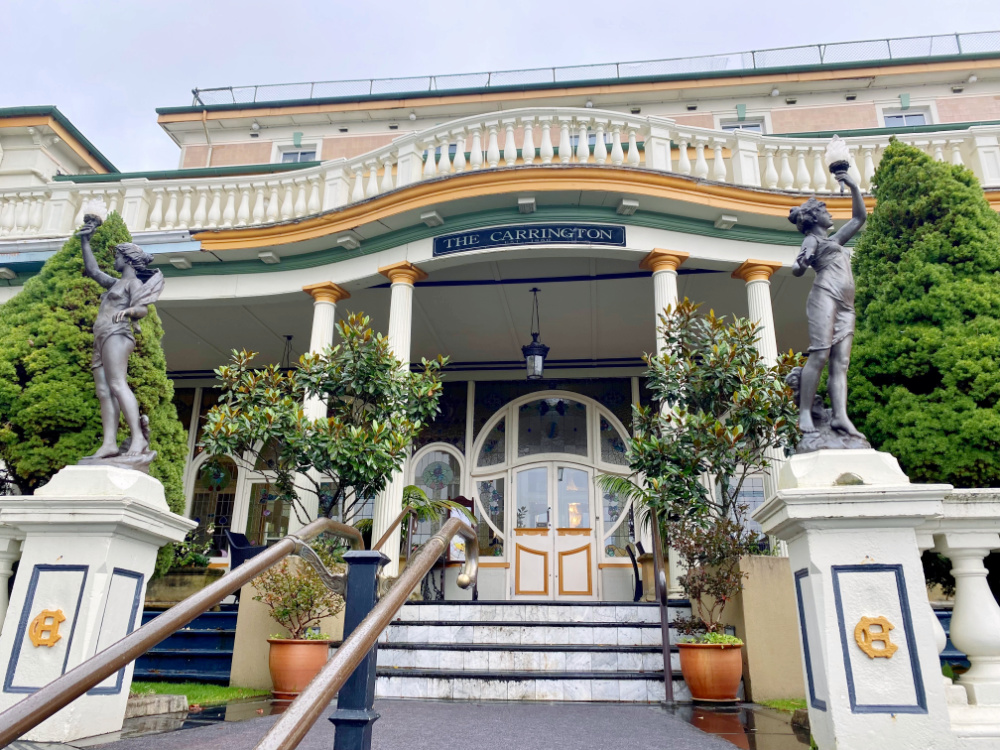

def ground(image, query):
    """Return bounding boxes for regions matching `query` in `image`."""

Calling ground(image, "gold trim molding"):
[731,258,783,283]
[302,281,350,304]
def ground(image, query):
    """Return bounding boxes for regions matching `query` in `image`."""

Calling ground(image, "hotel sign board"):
[432,223,626,257]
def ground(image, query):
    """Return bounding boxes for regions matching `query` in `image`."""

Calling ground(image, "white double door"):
[511,462,598,600]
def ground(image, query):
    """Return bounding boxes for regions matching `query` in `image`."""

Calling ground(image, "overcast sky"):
[3,0,999,172]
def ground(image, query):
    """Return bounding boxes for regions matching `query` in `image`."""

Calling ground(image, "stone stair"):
[375,601,690,703]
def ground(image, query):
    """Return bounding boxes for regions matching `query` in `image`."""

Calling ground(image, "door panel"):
[557,543,594,596]
[552,465,597,600]
[514,543,549,596]
[513,466,552,599]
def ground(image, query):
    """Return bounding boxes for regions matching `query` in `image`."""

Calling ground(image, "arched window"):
[408,445,464,554]
[189,456,238,556]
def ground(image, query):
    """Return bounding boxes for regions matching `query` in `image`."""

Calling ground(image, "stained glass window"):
[245,483,291,546]
[720,475,767,535]
[600,416,629,466]
[409,450,462,554]
[602,485,635,558]
[476,477,505,557]
[477,417,506,467]
[189,457,237,556]
[517,398,587,458]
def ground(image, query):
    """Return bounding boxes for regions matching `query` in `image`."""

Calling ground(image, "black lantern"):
[521,288,549,380]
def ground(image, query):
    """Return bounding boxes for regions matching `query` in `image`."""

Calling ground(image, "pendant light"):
[521,288,550,380]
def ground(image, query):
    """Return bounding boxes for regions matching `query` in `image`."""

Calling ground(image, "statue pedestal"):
[0,466,194,743]
[754,450,954,750]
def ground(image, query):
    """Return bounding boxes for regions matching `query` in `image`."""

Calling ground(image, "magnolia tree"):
[201,313,447,525]
[601,300,801,635]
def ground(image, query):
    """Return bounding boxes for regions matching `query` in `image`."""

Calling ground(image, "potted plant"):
[253,539,345,699]
[604,300,801,702]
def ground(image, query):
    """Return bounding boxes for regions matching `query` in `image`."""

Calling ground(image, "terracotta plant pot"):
[267,638,332,699]
[678,642,743,702]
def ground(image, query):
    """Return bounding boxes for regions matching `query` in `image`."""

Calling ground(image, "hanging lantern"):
[521,287,550,380]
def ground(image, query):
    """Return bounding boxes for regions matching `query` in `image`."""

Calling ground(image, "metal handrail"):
[371,505,416,552]
[650,510,675,705]
[0,518,363,747]
[255,517,479,750]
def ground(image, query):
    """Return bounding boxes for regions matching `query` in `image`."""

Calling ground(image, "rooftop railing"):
[189,31,1000,106]
[1,108,999,248]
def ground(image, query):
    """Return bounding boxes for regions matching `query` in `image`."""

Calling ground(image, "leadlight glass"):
[600,416,629,466]
[602,485,635,558]
[556,467,590,529]
[189,457,237,556]
[517,398,587,458]
[409,450,461,551]
[720,475,767,535]
[477,417,506,467]
[245,483,291,546]
[476,477,505,556]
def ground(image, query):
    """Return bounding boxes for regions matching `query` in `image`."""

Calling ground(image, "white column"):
[0,529,22,631]
[639,249,690,595]
[372,261,426,577]
[301,282,351,420]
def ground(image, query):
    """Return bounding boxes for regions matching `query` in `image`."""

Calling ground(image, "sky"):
[2,0,999,172]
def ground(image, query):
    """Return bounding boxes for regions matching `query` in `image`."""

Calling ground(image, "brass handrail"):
[650,510,675,705]
[371,505,415,551]
[255,517,479,750]
[0,518,363,747]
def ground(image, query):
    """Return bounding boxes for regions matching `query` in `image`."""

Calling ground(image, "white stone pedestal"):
[0,466,194,742]
[754,450,954,750]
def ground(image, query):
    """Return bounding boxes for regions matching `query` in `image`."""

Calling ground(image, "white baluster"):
[11,195,27,235]
[221,187,237,227]
[811,147,828,193]
[207,186,223,228]
[294,177,309,215]
[627,127,641,167]
[520,118,535,165]
[452,129,467,172]
[178,187,193,228]
[847,146,862,185]
[251,183,266,224]
[794,147,811,191]
[503,120,517,166]
[576,119,590,163]
[265,183,280,222]
[0,196,14,236]
[423,142,437,178]
[106,190,121,215]
[163,187,180,229]
[676,136,692,176]
[148,188,165,230]
[693,138,709,179]
[593,121,608,164]
[365,162,379,198]
[539,117,554,164]
[73,190,91,227]
[234,185,251,227]
[351,167,365,202]
[28,193,44,234]
[379,157,394,193]
[949,140,965,166]
[193,186,209,228]
[862,146,877,191]
[778,147,795,190]
[931,140,946,162]
[438,135,452,174]
[469,127,484,170]
[279,181,294,220]
[610,123,624,166]
[486,123,501,168]
[712,138,728,181]
[558,118,572,164]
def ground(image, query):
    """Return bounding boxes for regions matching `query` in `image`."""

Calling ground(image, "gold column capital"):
[639,248,690,274]
[379,260,428,285]
[302,281,350,304]
[731,259,783,283]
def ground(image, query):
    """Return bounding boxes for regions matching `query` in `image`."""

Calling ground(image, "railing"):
[0,517,364,746]
[2,107,999,244]
[649,510,675,706]
[190,31,1000,106]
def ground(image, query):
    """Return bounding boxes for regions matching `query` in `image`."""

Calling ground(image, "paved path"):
[91,700,738,750]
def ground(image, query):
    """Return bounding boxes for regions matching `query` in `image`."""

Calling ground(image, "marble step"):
[375,669,690,703]
[393,601,689,624]
[378,643,681,672]
[380,620,671,646]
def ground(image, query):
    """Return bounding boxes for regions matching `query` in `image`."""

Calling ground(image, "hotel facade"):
[2,32,1000,602]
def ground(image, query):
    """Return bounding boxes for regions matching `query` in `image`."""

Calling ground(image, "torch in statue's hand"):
[75,198,108,240]
[824,135,852,194]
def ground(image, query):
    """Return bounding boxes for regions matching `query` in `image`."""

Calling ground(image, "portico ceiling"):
[159,253,810,384]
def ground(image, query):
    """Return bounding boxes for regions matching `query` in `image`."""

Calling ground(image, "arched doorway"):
[470,391,633,600]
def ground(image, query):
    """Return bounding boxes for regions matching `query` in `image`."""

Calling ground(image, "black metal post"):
[329,550,388,750]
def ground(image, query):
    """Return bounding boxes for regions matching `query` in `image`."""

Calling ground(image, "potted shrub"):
[253,540,345,699]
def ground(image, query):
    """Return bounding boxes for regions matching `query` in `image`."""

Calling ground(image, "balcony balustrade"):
[2,107,999,242]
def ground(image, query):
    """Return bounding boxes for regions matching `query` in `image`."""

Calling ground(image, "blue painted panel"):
[87,568,144,696]
[794,568,827,712]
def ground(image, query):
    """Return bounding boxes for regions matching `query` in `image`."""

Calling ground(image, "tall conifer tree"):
[849,140,1000,486]
[0,213,188,522]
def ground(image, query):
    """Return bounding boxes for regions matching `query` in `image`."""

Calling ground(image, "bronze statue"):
[789,169,870,453]
[76,212,164,470]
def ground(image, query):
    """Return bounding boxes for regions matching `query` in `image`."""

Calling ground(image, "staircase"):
[133,606,237,684]
[375,601,690,702]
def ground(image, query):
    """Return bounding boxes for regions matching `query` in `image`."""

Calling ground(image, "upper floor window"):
[884,112,927,127]
[721,120,764,134]
[280,149,317,163]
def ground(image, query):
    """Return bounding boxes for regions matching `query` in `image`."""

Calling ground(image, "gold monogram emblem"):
[28,609,66,648]
[854,615,898,659]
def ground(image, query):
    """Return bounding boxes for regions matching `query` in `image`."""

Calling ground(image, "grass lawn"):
[130,681,270,706]
[758,698,807,713]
